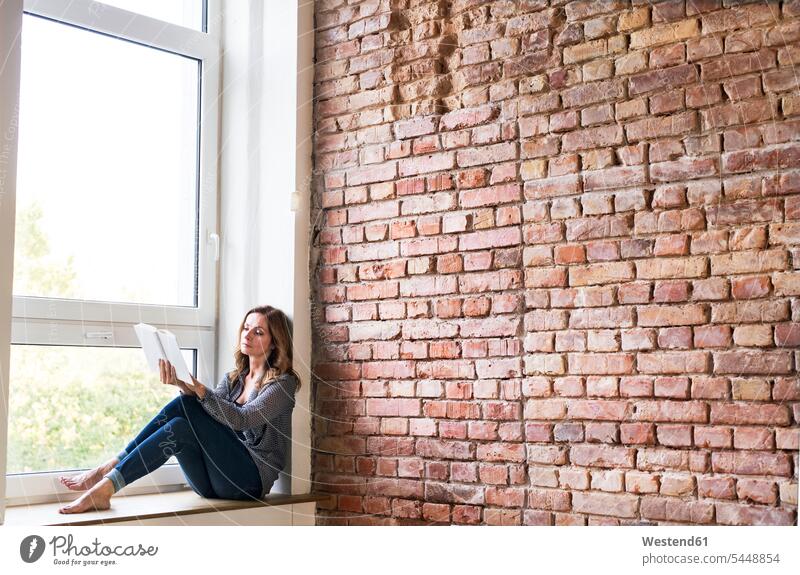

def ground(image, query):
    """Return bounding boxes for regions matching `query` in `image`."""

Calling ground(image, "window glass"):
[14,14,200,307]
[7,344,194,474]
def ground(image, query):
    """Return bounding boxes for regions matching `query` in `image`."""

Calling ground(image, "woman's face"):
[240,312,273,360]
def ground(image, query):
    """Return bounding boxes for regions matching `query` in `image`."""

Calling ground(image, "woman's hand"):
[159,359,207,399]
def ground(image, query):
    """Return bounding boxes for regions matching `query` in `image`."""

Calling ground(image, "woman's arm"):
[162,359,225,399]
[198,374,229,399]
[198,373,297,430]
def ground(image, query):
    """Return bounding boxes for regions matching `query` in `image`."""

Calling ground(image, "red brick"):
[656,424,693,447]
[582,166,646,191]
[733,427,774,450]
[729,227,766,251]
[460,227,521,251]
[638,398,703,424]
[715,503,794,526]
[651,157,718,182]
[525,268,568,288]
[737,479,778,505]
[639,304,706,326]
[561,79,625,108]
[568,353,635,375]
[572,492,638,518]
[700,49,777,82]
[657,327,693,350]
[554,244,586,265]
[570,444,636,468]
[711,403,790,426]
[711,451,792,477]
[618,282,652,304]
[694,325,732,348]
[713,350,793,375]
[691,377,730,399]
[654,377,690,399]
[629,64,698,96]
[636,256,707,279]
[654,234,690,256]
[694,425,733,449]
[620,423,656,445]
[707,199,782,227]
[569,262,635,286]
[619,378,654,401]
[652,186,685,210]
[775,323,800,347]
[394,117,437,140]
[722,144,800,174]
[566,214,632,242]
[562,125,624,152]
[441,105,497,131]
[773,272,800,296]
[459,183,520,208]
[711,300,790,325]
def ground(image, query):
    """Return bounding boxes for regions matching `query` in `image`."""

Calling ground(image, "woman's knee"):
[161,394,200,420]
[176,393,206,417]
[159,394,188,419]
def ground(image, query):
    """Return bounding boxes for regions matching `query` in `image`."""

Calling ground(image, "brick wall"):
[309,0,799,525]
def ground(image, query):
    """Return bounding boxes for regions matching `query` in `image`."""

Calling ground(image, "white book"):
[133,323,198,388]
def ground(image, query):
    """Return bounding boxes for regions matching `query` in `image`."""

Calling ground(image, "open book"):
[134,323,202,389]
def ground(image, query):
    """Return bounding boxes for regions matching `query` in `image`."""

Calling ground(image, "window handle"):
[208,232,220,262]
[85,331,113,340]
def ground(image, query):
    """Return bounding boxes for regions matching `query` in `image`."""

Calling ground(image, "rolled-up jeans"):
[104,394,262,500]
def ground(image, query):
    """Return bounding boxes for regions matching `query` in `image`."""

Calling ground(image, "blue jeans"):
[104,394,262,500]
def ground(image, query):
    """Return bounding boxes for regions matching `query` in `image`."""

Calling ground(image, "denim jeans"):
[104,394,262,500]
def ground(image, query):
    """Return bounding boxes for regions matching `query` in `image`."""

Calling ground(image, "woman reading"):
[57,305,300,514]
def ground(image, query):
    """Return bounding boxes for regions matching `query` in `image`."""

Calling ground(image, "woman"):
[57,305,300,514]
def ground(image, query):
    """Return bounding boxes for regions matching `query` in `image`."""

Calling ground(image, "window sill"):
[3,489,331,526]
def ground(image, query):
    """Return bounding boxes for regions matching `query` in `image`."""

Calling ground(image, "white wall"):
[217,0,314,500]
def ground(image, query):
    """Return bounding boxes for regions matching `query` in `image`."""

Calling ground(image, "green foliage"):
[7,346,176,473]
[13,200,79,298]
[9,200,176,473]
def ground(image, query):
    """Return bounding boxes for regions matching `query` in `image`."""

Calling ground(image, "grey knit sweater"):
[198,367,298,498]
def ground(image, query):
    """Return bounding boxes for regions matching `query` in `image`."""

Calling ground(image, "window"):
[5,0,220,504]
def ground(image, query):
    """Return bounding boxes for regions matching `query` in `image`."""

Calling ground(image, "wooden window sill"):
[4,490,331,526]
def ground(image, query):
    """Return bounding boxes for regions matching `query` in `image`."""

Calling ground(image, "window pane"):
[7,345,195,474]
[14,15,199,307]
[94,0,205,31]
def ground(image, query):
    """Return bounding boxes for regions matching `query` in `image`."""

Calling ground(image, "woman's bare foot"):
[58,457,119,491]
[58,478,115,514]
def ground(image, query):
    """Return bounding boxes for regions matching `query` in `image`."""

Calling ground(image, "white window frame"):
[3,0,222,506]
[4,323,214,506]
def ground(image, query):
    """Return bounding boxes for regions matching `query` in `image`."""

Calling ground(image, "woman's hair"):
[228,305,301,393]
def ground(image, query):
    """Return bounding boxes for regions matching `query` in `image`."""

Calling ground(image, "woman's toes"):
[60,477,80,490]
[59,497,87,514]
[58,482,113,514]
[58,501,75,513]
